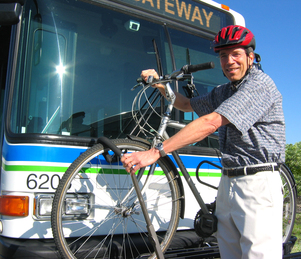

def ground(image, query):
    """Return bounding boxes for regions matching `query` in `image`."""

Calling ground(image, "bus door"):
[0,25,11,159]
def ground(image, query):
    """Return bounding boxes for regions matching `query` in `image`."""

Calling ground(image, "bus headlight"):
[34,194,91,220]
[65,197,89,215]
[38,197,53,216]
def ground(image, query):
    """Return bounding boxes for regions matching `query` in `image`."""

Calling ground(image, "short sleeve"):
[190,84,229,117]
[215,77,272,135]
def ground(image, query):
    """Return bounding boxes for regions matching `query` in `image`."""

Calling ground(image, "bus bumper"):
[0,230,203,258]
[0,236,59,259]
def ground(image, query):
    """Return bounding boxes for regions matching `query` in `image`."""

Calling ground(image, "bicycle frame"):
[146,78,210,214]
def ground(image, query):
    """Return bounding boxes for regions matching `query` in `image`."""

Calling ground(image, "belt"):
[223,164,280,177]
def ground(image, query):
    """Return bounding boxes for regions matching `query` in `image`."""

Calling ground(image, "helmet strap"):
[231,68,250,91]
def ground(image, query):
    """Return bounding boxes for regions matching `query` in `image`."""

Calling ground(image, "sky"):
[219,0,301,145]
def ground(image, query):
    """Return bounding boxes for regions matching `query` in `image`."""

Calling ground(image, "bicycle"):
[51,63,297,259]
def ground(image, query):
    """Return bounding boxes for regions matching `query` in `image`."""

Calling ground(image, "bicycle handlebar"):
[132,61,215,90]
[181,62,215,74]
[169,62,215,80]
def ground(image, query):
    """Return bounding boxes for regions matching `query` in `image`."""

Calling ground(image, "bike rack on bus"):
[195,160,222,190]
[97,136,164,259]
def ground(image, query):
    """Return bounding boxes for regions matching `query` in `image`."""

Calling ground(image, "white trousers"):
[215,169,283,259]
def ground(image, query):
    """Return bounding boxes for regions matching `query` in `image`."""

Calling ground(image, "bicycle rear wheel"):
[280,164,297,243]
[51,138,181,259]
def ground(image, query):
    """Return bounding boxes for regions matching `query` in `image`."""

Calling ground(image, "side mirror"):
[0,1,25,25]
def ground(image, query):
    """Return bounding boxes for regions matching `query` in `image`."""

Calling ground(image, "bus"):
[0,0,246,257]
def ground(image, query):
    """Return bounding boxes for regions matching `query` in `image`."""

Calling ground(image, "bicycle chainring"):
[194,202,217,238]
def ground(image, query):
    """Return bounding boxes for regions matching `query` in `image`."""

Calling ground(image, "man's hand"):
[121,148,161,175]
[141,69,159,83]
[141,69,166,97]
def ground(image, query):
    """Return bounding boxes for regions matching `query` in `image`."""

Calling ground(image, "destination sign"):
[119,0,233,33]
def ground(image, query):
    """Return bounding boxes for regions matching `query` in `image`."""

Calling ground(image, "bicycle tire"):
[280,164,297,243]
[51,138,181,259]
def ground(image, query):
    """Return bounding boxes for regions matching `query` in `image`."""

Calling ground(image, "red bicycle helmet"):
[213,25,255,53]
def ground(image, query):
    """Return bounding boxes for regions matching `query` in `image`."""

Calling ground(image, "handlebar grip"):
[182,62,215,73]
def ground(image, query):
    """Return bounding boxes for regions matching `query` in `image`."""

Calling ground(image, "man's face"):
[219,47,254,82]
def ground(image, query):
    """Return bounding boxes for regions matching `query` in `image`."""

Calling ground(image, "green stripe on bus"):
[3,164,221,177]
[179,171,222,177]
[3,164,68,172]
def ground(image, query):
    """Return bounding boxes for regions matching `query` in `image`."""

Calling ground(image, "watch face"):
[156,142,166,157]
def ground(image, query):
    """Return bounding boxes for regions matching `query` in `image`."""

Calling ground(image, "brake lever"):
[131,77,145,91]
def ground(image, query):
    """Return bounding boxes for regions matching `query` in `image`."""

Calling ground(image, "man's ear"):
[248,51,255,66]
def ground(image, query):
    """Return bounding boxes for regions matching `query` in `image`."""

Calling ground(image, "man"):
[121,25,285,258]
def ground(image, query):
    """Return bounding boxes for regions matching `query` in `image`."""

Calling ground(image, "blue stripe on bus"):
[170,155,222,170]
[2,139,222,169]
[2,139,86,163]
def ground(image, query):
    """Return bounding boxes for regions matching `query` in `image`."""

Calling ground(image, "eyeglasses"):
[219,51,246,61]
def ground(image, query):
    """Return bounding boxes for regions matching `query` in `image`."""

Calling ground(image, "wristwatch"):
[155,142,167,157]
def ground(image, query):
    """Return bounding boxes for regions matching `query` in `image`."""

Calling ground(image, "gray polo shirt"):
[190,65,285,168]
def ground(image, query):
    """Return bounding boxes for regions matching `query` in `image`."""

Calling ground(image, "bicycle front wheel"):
[281,164,297,243]
[51,138,181,259]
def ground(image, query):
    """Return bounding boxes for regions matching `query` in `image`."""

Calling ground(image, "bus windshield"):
[9,0,229,139]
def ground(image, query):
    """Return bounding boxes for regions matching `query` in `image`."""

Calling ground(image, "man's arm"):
[161,112,229,153]
[121,112,229,174]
